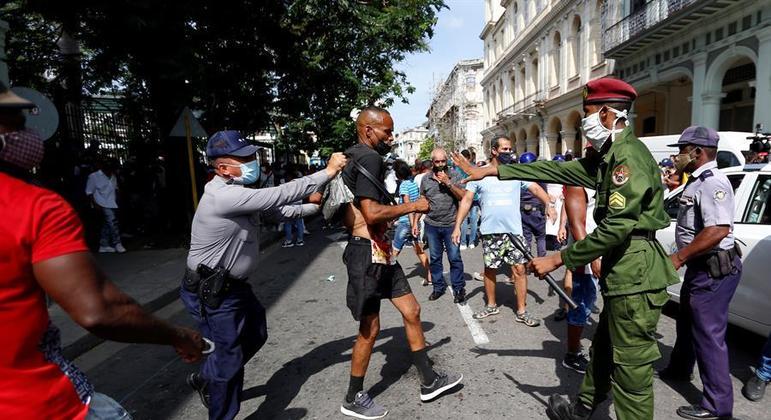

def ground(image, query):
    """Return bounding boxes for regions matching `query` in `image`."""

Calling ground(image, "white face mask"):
[581,107,629,150]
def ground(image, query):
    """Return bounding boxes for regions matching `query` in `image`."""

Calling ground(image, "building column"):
[526,137,538,153]
[755,27,771,128]
[561,130,578,154]
[701,91,726,130]
[0,19,8,85]
[545,133,559,159]
[690,52,707,126]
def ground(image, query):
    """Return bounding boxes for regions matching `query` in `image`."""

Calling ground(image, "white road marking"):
[457,301,490,345]
[446,273,490,345]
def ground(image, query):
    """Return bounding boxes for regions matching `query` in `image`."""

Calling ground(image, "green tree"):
[7,0,446,154]
[418,136,435,160]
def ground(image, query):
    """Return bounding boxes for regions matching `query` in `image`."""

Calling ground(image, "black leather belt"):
[521,204,544,212]
[689,246,739,267]
[630,229,655,241]
[184,267,245,284]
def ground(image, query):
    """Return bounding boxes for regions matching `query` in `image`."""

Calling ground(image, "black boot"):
[546,394,591,420]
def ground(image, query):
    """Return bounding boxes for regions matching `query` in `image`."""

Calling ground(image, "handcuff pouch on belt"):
[184,264,232,309]
[697,243,741,279]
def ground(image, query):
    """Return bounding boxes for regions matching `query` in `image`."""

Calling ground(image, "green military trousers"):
[578,288,670,420]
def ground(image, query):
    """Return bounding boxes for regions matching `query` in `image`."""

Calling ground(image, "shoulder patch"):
[713,189,727,202]
[609,191,626,209]
[611,165,630,186]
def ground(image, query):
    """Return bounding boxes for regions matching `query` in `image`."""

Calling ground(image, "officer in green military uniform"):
[453,77,679,420]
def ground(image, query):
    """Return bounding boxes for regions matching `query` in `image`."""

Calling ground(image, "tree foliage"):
[4,0,446,152]
[418,136,435,160]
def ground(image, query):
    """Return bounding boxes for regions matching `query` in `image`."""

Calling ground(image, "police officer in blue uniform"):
[180,130,347,419]
[658,126,742,420]
[519,152,553,258]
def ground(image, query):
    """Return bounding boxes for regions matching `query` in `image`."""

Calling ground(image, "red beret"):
[583,77,637,104]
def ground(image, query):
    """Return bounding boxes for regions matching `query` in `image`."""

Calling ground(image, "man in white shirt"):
[86,159,125,253]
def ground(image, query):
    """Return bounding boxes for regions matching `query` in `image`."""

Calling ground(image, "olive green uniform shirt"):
[498,127,678,296]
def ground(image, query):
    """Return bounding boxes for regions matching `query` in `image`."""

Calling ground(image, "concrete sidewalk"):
[52,229,283,360]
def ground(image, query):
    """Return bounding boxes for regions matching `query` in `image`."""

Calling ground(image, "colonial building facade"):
[426,59,485,158]
[393,124,429,164]
[480,0,611,159]
[603,0,770,135]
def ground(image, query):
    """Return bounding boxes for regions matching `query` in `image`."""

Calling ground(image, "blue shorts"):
[392,222,416,251]
[566,273,598,327]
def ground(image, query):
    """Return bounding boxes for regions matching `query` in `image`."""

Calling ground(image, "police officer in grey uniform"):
[659,126,742,420]
[180,130,347,419]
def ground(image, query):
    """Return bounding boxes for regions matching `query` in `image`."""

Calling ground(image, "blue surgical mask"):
[232,160,260,185]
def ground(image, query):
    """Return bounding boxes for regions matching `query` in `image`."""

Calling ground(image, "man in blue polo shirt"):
[452,136,555,327]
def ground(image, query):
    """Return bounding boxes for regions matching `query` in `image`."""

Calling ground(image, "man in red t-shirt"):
[0,84,204,419]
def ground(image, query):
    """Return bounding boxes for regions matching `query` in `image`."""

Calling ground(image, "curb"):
[62,229,286,360]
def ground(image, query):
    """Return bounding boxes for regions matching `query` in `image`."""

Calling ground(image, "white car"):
[656,163,771,337]
[641,131,752,169]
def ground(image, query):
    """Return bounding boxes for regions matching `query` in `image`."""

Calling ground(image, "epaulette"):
[698,170,714,181]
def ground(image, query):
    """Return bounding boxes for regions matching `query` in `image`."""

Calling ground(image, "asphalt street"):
[78,220,770,419]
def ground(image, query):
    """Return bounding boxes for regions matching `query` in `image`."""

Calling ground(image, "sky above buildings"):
[389,0,484,132]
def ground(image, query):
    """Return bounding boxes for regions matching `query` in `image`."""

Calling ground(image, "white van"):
[640,131,753,169]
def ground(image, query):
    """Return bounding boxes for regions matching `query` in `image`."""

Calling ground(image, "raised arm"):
[499,159,596,188]
[215,153,346,216]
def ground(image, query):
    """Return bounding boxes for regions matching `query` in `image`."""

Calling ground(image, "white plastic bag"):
[321,173,354,221]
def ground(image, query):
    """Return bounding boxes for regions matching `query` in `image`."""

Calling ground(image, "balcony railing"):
[496,92,540,121]
[604,0,701,53]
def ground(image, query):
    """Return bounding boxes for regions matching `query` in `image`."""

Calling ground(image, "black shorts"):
[343,237,412,321]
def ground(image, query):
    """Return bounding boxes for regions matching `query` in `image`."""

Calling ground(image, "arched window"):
[592,0,604,66]
[519,66,527,100]
[510,72,517,106]
[498,79,505,111]
[532,58,539,95]
[550,31,561,87]
[512,3,519,38]
[570,15,582,78]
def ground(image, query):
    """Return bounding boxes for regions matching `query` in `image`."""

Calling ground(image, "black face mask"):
[496,152,515,165]
[432,165,447,174]
[374,140,391,156]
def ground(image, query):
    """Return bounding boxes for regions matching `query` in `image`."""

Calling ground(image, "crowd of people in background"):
[70,141,323,253]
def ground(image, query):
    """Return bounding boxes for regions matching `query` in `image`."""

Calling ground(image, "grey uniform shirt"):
[675,161,735,251]
[187,171,329,278]
[420,169,464,227]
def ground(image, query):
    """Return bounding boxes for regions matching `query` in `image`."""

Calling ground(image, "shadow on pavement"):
[242,322,446,419]
[656,300,768,410]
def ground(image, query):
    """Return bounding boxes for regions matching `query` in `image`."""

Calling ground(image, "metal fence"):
[63,97,159,163]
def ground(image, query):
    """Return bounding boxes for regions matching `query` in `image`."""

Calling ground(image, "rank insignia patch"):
[609,191,626,209]
[611,165,630,186]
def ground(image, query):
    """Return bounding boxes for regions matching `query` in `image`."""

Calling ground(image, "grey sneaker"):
[515,310,541,327]
[472,305,500,319]
[420,370,463,402]
[340,391,388,419]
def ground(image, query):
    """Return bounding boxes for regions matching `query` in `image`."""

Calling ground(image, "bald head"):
[356,106,390,128]
[356,106,394,152]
